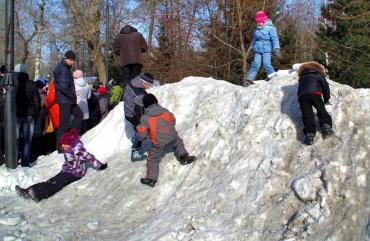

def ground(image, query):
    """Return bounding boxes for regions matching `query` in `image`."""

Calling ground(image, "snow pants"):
[245,52,275,81]
[125,115,142,149]
[146,136,188,181]
[30,172,81,201]
[299,94,332,135]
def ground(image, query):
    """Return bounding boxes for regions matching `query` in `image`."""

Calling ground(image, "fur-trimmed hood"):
[297,61,326,77]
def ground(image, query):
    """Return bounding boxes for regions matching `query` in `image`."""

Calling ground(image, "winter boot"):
[140,178,156,187]
[304,133,315,145]
[15,185,31,200]
[264,72,277,81]
[322,124,334,138]
[243,80,254,87]
[179,154,196,165]
[131,149,146,162]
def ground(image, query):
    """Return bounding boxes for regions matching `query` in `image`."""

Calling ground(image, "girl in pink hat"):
[243,10,281,86]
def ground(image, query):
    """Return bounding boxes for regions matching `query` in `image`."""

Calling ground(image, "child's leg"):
[245,54,262,81]
[146,147,165,181]
[172,137,188,160]
[30,172,81,201]
[262,52,275,75]
[298,95,316,135]
[312,95,332,128]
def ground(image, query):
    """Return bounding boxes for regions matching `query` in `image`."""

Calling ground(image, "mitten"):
[274,48,282,59]
[99,163,108,170]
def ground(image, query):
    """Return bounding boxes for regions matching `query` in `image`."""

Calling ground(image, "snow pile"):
[0,71,369,241]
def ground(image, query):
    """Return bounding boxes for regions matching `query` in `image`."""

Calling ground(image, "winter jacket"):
[113,25,148,66]
[137,103,178,146]
[15,72,41,119]
[251,19,280,54]
[44,81,60,129]
[74,77,91,120]
[297,61,330,102]
[53,61,77,105]
[95,86,109,120]
[62,139,104,178]
[123,75,147,118]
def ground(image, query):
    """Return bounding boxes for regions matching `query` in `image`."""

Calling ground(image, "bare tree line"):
[3,0,325,84]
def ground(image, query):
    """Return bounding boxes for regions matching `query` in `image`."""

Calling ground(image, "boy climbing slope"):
[137,94,196,187]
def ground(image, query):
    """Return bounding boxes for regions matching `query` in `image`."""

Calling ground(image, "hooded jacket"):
[53,60,77,105]
[297,61,330,102]
[44,81,59,129]
[136,103,178,146]
[123,75,147,118]
[251,19,280,54]
[15,72,41,119]
[113,25,148,66]
[74,77,91,120]
[62,139,104,178]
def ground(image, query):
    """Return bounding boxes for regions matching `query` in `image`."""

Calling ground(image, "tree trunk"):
[148,0,157,51]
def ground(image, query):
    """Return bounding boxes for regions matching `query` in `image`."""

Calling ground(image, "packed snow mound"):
[0,71,369,241]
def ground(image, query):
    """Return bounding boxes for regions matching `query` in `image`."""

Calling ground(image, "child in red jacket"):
[136,94,196,187]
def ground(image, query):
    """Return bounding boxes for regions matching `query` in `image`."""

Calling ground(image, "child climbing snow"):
[123,73,155,161]
[137,94,196,187]
[243,10,281,86]
[15,128,107,202]
[297,61,334,145]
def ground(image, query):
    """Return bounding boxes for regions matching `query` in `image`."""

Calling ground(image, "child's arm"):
[136,117,149,141]
[269,26,280,50]
[319,76,331,102]
[77,143,106,170]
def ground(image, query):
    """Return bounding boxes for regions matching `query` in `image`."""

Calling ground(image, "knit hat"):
[255,11,268,24]
[143,93,158,108]
[64,50,76,60]
[60,128,79,146]
[97,85,108,94]
[140,73,154,85]
[14,64,28,73]
[73,70,84,79]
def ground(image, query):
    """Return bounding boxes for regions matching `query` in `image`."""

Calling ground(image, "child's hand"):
[99,163,108,170]
[274,48,282,59]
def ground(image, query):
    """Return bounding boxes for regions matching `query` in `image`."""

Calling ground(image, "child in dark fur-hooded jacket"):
[297,61,334,145]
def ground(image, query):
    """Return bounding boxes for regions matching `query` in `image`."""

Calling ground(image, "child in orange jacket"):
[136,94,195,187]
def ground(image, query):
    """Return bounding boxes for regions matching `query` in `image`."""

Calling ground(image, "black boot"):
[304,133,315,145]
[15,185,31,200]
[140,178,156,187]
[179,154,196,165]
[322,124,334,138]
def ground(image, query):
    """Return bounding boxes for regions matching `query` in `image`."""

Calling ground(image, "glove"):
[274,49,282,59]
[324,100,333,113]
[99,163,108,170]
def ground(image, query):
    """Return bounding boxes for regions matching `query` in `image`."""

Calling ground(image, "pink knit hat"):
[255,11,268,24]
[73,70,83,79]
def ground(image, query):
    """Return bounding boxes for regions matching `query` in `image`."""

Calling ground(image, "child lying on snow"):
[15,128,107,202]
[137,94,196,187]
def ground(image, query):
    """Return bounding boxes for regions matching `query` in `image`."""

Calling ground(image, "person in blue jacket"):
[243,11,281,86]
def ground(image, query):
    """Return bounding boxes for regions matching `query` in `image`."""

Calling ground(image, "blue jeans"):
[245,52,275,81]
[16,116,34,167]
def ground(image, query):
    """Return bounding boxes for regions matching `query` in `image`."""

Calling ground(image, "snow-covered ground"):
[0,71,369,241]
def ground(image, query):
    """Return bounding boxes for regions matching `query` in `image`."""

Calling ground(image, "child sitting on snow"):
[137,94,196,187]
[15,128,107,202]
[297,61,334,145]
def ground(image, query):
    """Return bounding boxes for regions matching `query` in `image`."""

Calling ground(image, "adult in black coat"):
[14,64,41,167]
[53,50,83,152]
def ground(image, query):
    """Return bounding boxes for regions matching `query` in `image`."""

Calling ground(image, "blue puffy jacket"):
[251,20,280,54]
[53,61,77,105]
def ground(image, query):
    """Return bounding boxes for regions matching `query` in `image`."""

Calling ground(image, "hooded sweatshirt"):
[74,77,91,120]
